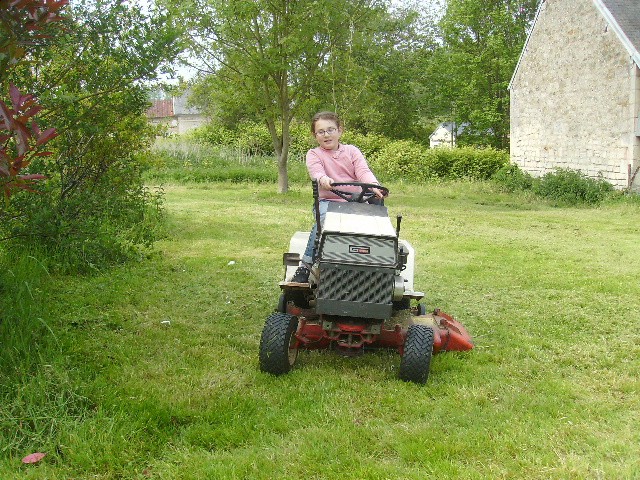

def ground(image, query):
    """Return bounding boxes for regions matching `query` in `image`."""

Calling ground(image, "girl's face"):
[313,118,342,151]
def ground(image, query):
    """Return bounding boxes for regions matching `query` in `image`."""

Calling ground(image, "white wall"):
[510,0,639,189]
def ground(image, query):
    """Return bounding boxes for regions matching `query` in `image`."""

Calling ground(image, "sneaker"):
[290,266,310,283]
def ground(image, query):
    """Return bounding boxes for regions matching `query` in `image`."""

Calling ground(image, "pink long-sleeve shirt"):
[306,144,378,201]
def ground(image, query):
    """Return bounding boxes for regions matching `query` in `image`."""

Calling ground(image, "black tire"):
[259,313,299,375]
[415,303,427,316]
[399,324,434,384]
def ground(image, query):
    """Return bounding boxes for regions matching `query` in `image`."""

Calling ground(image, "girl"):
[290,111,385,283]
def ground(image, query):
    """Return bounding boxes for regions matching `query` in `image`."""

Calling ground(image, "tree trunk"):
[266,116,291,193]
[277,119,291,194]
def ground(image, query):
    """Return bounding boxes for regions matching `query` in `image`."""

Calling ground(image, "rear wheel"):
[399,324,434,384]
[259,313,299,375]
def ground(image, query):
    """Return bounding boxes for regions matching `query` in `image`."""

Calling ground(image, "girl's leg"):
[291,200,329,282]
[301,200,329,265]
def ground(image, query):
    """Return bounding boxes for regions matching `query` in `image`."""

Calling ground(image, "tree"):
[1,0,184,270]
[177,0,391,193]
[304,4,437,140]
[0,0,67,201]
[420,0,537,148]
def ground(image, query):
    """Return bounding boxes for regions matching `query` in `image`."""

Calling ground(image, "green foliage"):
[189,123,237,147]
[492,164,616,205]
[341,131,389,161]
[369,139,428,179]
[492,162,534,192]
[288,122,316,159]
[533,168,615,206]
[418,0,538,148]
[191,121,315,161]
[0,0,182,272]
[370,143,509,181]
[3,160,164,273]
[145,137,309,185]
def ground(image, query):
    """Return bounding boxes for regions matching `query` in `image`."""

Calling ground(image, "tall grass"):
[144,137,309,184]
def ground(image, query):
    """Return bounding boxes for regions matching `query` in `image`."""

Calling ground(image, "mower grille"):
[316,264,394,319]
[320,235,397,267]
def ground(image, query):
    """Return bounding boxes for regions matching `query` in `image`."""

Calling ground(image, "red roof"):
[147,99,174,118]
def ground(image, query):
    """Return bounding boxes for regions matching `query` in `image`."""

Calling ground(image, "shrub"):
[369,139,429,180]
[288,122,315,160]
[190,123,236,147]
[533,168,614,205]
[371,143,509,182]
[2,157,164,274]
[191,121,314,161]
[492,163,534,192]
[341,131,388,161]
[235,122,274,156]
[146,137,309,185]
[448,147,510,180]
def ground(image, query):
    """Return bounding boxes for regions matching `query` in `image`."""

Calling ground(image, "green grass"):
[1,181,640,479]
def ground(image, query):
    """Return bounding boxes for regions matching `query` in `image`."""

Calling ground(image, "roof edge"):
[508,0,546,91]
[592,0,640,67]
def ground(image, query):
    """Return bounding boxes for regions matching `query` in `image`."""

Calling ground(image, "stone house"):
[509,0,640,190]
[146,91,207,135]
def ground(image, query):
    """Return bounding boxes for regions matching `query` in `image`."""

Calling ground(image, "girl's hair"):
[310,111,342,133]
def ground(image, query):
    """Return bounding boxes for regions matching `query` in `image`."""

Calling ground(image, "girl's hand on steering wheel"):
[372,187,387,198]
[319,176,334,190]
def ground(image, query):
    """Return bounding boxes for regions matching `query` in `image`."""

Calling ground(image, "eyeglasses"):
[315,127,338,136]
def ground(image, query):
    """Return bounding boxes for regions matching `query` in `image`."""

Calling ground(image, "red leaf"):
[10,0,32,9]
[22,452,46,464]
[0,101,15,128]
[9,84,22,109]
[20,105,42,119]
[36,127,57,146]
[19,174,47,181]
[31,121,42,137]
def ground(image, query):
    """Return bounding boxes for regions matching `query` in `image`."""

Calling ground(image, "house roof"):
[595,0,640,65]
[147,99,173,118]
[509,0,640,90]
[429,122,468,139]
[173,92,200,116]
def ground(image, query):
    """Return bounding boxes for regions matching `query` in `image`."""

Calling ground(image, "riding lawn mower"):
[259,181,473,384]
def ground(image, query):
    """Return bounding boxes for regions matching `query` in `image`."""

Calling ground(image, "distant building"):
[429,122,467,148]
[509,0,640,191]
[146,91,207,135]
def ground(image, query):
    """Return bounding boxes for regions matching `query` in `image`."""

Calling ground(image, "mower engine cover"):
[315,201,403,320]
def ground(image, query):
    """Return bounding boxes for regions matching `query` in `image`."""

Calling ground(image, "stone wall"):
[510,0,640,189]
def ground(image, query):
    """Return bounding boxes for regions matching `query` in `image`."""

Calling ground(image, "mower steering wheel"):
[330,182,389,203]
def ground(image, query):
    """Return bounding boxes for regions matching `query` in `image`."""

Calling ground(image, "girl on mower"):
[290,111,386,283]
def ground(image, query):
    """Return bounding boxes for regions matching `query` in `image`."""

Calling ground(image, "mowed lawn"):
[4,182,640,479]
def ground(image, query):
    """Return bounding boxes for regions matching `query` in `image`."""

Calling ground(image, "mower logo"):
[349,245,370,255]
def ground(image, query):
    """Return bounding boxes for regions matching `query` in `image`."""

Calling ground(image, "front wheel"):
[259,313,299,375]
[399,324,434,384]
